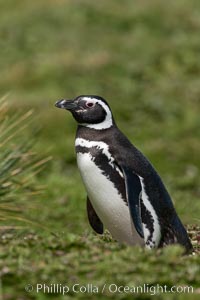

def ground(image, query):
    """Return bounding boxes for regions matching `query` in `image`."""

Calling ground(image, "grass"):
[0,97,52,230]
[0,0,200,299]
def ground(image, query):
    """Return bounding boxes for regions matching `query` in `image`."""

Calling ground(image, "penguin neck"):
[77,115,116,131]
[76,122,117,141]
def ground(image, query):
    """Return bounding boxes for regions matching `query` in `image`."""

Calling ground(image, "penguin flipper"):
[87,196,104,234]
[121,166,144,238]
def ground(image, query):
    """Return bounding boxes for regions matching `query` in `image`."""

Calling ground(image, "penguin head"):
[55,95,114,130]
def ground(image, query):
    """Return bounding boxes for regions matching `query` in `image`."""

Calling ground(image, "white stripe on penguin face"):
[81,97,113,130]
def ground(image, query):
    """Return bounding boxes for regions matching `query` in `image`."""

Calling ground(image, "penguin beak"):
[55,99,78,110]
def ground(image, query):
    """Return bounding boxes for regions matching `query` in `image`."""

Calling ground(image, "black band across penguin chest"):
[75,142,127,204]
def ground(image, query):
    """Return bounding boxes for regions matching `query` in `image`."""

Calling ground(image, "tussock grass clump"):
[0,97,51,227]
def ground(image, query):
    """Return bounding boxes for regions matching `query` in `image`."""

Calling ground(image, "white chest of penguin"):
[76,138,144,246]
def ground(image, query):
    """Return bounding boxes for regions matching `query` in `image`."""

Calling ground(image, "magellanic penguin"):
[55,95,193,252]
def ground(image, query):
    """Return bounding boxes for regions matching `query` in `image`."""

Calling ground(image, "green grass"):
[0,0,200,299]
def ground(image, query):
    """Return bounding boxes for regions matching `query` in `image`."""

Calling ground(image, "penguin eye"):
[85,102,95,108]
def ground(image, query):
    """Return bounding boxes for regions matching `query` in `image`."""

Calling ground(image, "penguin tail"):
[159,215,193,253]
